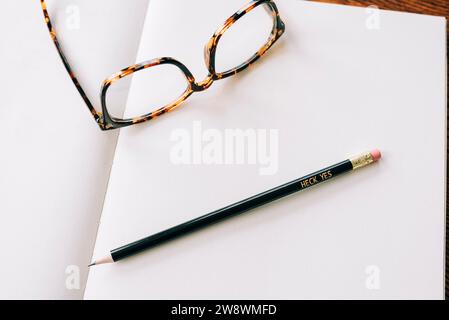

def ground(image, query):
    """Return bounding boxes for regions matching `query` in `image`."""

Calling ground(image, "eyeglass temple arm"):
[40,0,104,128]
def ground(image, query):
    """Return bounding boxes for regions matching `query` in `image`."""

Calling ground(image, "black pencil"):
[89,150,381,266]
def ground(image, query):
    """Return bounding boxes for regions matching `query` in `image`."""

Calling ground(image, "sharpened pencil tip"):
[88,261,96,267]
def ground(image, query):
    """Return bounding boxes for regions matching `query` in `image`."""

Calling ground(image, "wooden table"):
[313,0,449,300]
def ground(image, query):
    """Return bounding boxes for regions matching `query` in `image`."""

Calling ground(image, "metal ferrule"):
[350,152,375,170]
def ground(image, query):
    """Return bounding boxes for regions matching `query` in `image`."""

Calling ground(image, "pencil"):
[89,150,381,266]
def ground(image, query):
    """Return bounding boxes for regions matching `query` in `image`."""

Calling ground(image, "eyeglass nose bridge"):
[191,74,215,92]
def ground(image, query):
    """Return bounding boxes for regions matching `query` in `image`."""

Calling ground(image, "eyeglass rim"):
[40,0,285,131]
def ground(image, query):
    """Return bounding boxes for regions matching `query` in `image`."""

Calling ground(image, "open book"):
[1,0,446,299]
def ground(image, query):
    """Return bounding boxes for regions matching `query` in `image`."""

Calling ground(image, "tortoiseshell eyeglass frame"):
[40,0,285,131]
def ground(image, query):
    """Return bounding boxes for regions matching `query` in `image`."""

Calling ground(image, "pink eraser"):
[370,149,382,161]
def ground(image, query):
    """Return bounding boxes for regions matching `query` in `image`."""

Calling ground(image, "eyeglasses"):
[40,0,285,131]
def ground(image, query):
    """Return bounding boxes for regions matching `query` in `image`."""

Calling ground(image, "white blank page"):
[0,0,149,299]
[85,0,446,299]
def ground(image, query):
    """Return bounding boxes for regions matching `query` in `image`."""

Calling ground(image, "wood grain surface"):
[312,0,448,300]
